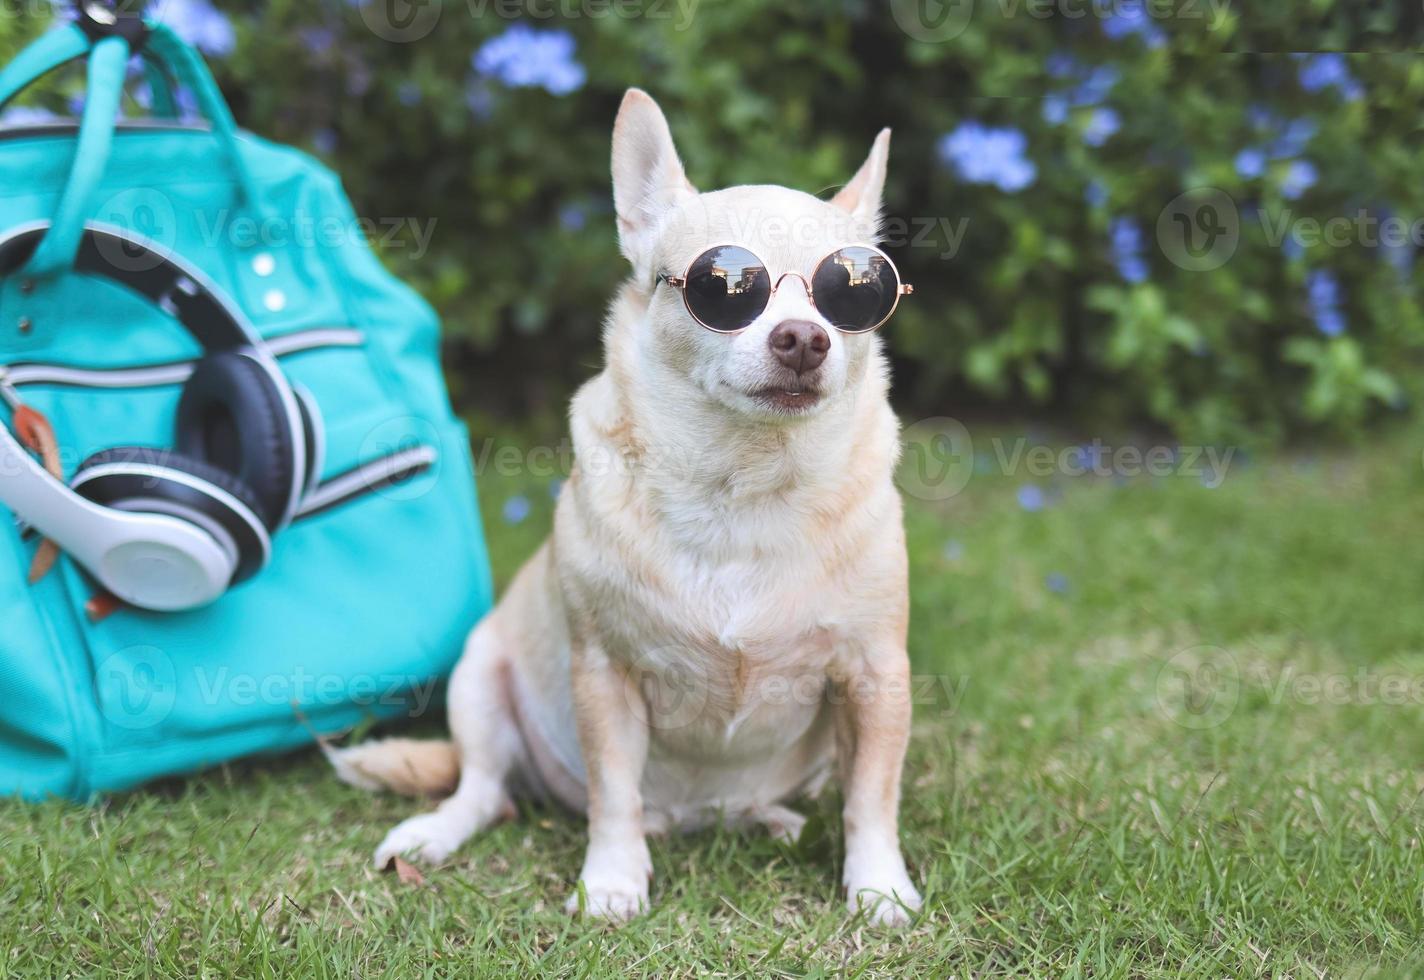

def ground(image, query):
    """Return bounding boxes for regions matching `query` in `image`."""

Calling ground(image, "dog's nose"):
[768,320,830,375]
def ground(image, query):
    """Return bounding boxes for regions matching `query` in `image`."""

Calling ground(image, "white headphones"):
[0,224,323,612]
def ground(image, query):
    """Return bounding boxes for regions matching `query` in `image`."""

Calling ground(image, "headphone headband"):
[0,222,257,350]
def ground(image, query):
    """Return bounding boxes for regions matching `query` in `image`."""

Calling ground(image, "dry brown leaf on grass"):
[382,856,427,887]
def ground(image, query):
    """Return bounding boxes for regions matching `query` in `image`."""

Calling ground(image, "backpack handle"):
[0,21,177,118]
[0,22,262,280]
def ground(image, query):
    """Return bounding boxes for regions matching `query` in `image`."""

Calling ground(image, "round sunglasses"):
[656,244,913,335]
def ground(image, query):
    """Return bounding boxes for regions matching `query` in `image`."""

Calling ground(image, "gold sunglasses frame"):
[657,242,914,335]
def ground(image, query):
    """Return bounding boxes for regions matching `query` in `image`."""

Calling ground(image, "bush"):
[5,0,1422,444]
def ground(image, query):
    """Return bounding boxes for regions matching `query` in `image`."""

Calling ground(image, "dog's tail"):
[326,738,459,797]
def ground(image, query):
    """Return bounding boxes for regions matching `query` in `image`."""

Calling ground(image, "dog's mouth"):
[748,385,823,413]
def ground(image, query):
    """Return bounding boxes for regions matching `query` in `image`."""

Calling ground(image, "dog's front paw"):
[566,838,653,922]
[373,812,466,867]
[844,849,921,926]
[846,880,922,926]
[564,876,650,922]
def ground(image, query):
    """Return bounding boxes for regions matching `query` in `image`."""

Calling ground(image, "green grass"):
[4,421,1424,977]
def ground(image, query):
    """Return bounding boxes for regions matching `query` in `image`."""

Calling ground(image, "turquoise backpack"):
[0,18,493,800]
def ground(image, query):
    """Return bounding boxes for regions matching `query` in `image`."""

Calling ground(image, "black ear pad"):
[70,446,272,586]
[292,384,324,495]
[175,351,299,531]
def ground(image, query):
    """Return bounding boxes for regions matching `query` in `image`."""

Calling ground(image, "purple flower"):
[1103,6,1167,47]
[299,26,336,55]
[313,128,338,154]
[938,123,1037,192]
[1298,54,1364,100]
[346,65,373,97]
[1383,234,1414,279]
[1110,217,1148,283]
[1045,572,1070,594]
[1042,62,1120,136]
[1042,95,1069,125]
[174,87,199,117]
[1047,52,1078,78]
[502,494,532,524]
[1281,159,1318,200]
[1073,443,1108,471]
[1234,148,1266,179]
[1082,107,1121,147]
[473,25,586,96]
[1085,180,1108,208]
[1017,484,1047,512]
[398,82,423,107]
[1269,117,1317,159]
[465,80,495,118]
[0,105,59,126]
[1072,66,1120,107]
[1246,104,1275,129]
[559,203,588,231]
[1307,270,1345,336]
[150,0,236,57]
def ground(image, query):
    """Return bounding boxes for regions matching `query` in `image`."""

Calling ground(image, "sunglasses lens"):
[812,246,900,333]
[683,246,771,332]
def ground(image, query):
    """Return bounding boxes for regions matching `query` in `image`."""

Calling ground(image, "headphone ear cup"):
[70,446,272,587]
[175,350,302,530]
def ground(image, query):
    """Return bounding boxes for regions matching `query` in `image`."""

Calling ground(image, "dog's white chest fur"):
[541,439,880,815]
[624,554,843,756]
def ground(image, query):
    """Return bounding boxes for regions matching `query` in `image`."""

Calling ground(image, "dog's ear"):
[831,128,891,231]
[612,89,696,275]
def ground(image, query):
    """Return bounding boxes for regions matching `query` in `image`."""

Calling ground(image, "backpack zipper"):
[0,366,19,409]
[0,326,364,390]
[294,445,439,521]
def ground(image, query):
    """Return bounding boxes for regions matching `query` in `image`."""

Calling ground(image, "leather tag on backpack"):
[14,405,62,584]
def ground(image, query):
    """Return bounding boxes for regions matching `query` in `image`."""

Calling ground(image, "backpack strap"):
[2,23,264,280]
[20,35,129,279]
[0,22,91,109]
[0,21,176,118]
